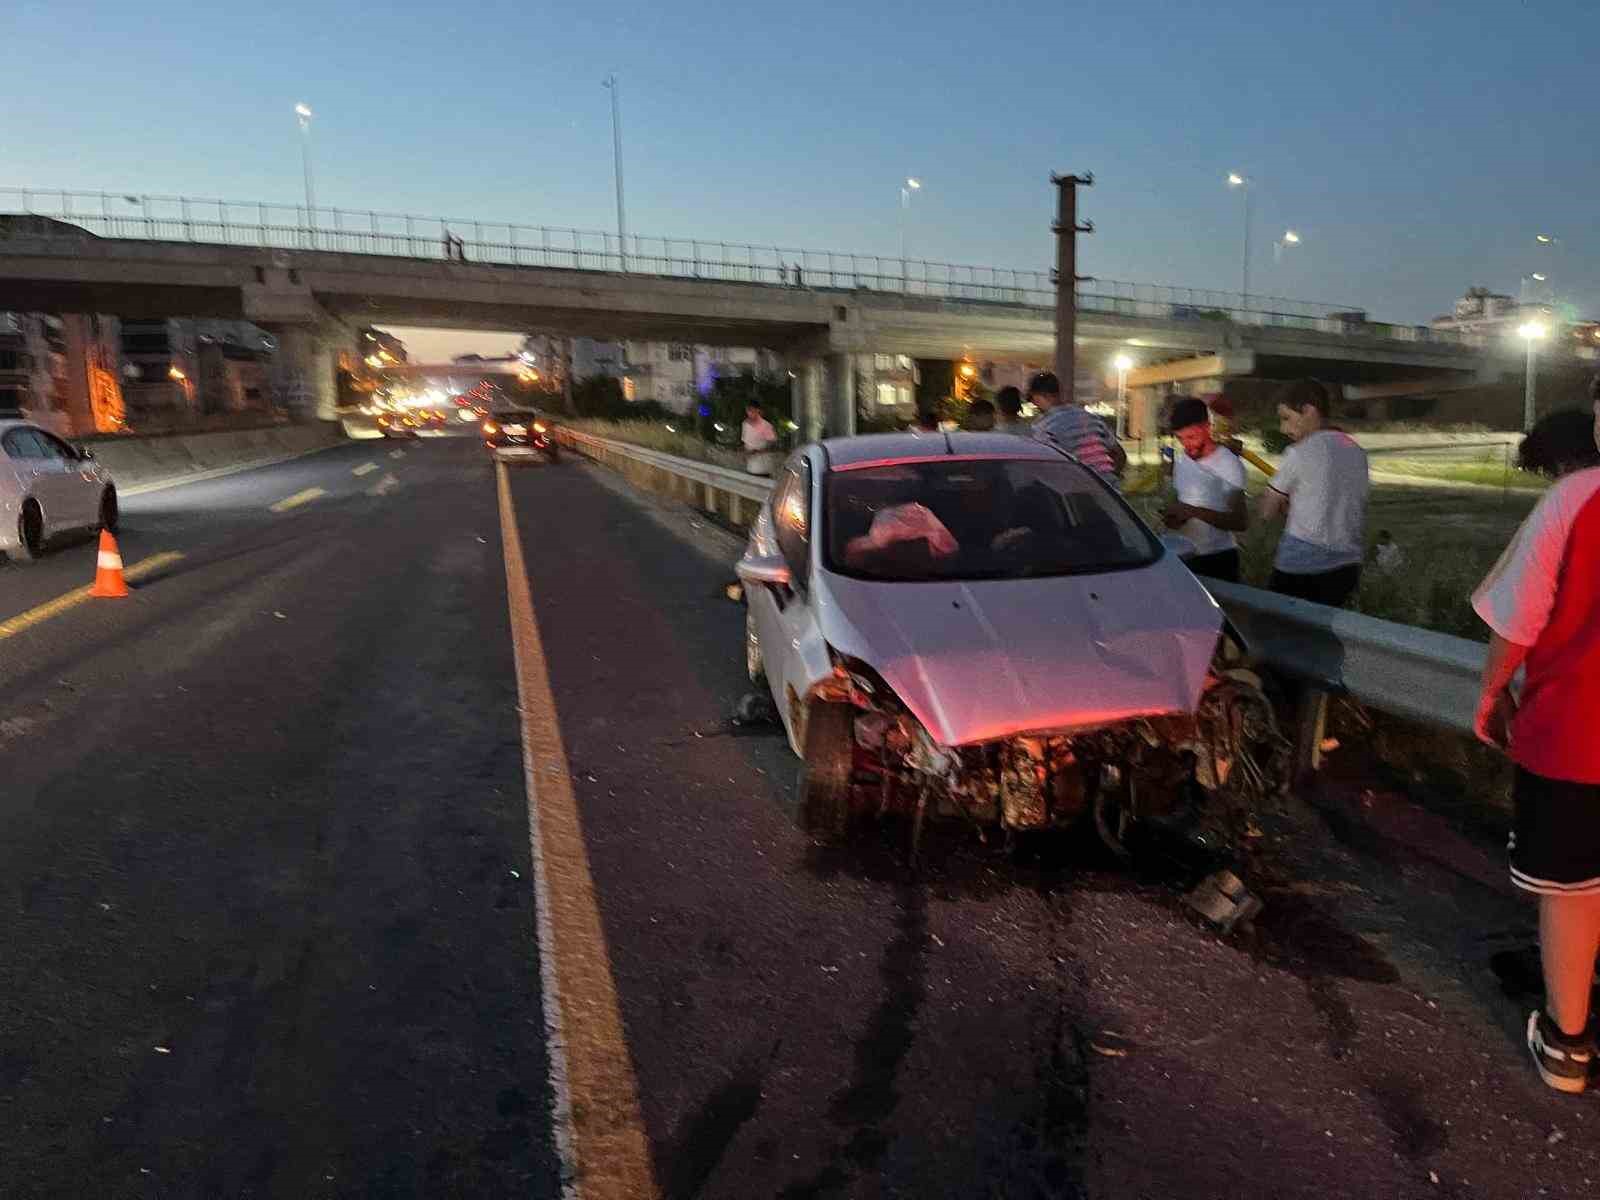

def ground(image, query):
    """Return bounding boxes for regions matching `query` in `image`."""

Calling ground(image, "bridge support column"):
[826,353,855,439]
[268,326,339,422]
[793,360,824,444]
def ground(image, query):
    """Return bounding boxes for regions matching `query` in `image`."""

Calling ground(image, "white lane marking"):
[389,449,406,460]
[366,473,399,497]
[352,462,380,477]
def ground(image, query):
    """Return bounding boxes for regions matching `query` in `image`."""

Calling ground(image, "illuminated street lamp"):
[1273,228,1301,263]
[1226,172,1251,309]
[1113,353,1133,436]
[1518,320,1547,432]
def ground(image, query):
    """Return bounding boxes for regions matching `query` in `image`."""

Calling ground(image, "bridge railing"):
[0,186,1466,344]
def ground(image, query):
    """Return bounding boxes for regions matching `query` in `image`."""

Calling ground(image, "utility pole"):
[1051,172,1094,407]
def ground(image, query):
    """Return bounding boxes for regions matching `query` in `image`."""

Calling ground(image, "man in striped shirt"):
[1028,371,1126,487]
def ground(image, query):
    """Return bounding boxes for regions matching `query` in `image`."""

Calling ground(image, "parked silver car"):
[1,419,119,562]
[735,432,1287,856]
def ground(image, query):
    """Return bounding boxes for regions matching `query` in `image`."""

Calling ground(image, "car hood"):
[814,557,1223,746]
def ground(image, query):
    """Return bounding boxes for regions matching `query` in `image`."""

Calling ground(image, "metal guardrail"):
[557,427,1487,740]
[0,186,1467,341]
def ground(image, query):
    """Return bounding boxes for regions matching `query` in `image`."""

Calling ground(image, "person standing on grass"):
[1472,379,1600,1094]
[1029,370,1126,486]
[1159,396,1248,582]
[1259,379,1369,606]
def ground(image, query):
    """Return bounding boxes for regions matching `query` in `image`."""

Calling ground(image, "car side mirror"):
[735,553,792,589]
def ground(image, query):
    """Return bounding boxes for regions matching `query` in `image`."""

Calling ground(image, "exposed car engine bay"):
[795,644,1290,861]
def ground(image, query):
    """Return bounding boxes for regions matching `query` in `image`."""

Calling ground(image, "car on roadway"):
[376,411,421,439]
[735,432,1287,857]
[1,418,119,563]
[483,408,559,464]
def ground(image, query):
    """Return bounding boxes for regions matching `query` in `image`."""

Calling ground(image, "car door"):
[751,455,832,749]
[2,428,55,524]
[34,430,98,527]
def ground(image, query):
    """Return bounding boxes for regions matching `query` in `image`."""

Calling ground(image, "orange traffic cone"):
[89,529,130,598]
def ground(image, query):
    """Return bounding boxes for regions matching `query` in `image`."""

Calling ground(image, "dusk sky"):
[6,0,1594,350]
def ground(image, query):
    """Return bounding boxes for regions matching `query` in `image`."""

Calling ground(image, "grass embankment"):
[561,418,747,468]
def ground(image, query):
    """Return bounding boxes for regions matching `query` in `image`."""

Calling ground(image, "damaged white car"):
[735,433,1288,858]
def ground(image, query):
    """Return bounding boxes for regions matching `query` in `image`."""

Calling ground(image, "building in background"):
[0,311,128,435]
[62,313,126,433]
[119,318,200,426]
[859,353,918,419]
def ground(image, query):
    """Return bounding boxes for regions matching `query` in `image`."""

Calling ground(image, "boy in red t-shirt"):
[1473,384,1600,1092]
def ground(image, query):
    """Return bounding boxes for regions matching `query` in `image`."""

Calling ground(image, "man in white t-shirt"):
[742,402,779,476]
[1159,396,1247,581]
[1259,379,1369,607]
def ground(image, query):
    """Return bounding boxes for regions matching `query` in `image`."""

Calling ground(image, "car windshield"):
[824,458,1160,582]
[492,410,539,422]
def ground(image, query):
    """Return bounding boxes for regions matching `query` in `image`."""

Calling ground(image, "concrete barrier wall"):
[84,423,346,490]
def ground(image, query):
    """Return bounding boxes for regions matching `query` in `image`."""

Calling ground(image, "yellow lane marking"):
[352,462,380,477]
[0,551,186,641]
[496,462,658,1200]
[268,487,325,513]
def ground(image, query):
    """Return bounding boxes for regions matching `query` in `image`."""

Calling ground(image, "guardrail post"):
[1291,685,1331,781]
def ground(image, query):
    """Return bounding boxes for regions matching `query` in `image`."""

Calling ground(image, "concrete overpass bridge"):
[0,189,1488,435]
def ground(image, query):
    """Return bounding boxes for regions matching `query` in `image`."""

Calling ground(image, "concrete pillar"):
[793,361,824,444]
[268,326,339,422]
[826,353,855,439]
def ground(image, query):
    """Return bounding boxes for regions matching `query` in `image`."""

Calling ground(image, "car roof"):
[818,430,1064,470]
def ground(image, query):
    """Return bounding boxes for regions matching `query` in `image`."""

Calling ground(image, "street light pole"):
[294,103,316,242]
[603,74,627,271]
[1518,320,1547,432]
[1227,172,1250,311]
[1114,354,1132,437]
[899,177,921,289]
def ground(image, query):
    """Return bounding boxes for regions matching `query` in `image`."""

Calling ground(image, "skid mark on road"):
[268,487,325,513]
[497,462,659,1200]
[352,462,379,477]
[0,551,185,640]
[779,883,929,1198]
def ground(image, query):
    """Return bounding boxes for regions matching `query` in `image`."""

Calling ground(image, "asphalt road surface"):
[3,436,1599,1199]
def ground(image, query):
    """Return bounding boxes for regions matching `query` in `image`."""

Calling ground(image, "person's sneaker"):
[1526,1010,1593,1094]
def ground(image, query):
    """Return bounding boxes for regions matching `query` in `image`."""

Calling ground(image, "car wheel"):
[793,701,855,841]
[745,608,766,685]
[12,500,44,564]
[99,487,119,534]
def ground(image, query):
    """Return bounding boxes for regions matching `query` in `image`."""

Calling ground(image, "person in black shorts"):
[1472,380,1600,1092]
